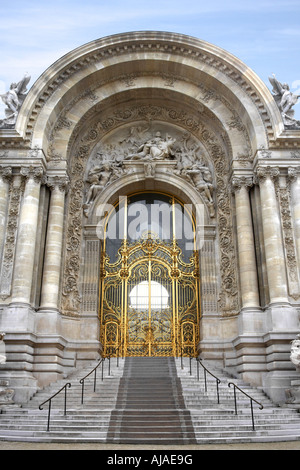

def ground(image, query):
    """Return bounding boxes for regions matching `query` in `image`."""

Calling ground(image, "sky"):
[1,0,300,118]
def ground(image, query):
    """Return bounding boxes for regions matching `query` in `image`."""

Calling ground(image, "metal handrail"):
[196,358,221,404]
[39,382,71,431]
[228,382,264,431]
[79,356,110,404]
[115,340,125,367]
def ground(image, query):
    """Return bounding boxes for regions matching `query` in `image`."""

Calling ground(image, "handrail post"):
[108,356,111,376]
[233,385,237,415]
[250,399,255,431]
[94,367,97,392]
[47,399,51,431]
[189,357,192,375]
[64,385,67,415]
[80,378,84,404]
[216,378,220,404]
[228,382,263,431]
[39,382,71,431]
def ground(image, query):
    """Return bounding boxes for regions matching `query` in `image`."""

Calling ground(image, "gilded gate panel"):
[100,234,200,357]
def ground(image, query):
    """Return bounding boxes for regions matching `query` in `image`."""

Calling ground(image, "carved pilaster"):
[287,167,300,295]
[0,173,24,300]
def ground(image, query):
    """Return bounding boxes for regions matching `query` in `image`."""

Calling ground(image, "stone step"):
[0,356,300,444]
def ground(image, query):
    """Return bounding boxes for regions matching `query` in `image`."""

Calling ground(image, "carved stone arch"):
[59,106,240,319]
[16,31,281,161]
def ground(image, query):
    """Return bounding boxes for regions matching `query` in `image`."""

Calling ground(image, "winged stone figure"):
[269,74,300,128]
[0,73,31,128]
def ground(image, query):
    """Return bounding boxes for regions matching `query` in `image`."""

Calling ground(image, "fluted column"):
[0,166,12,258]
[39,175,69,310]
[232,176,260,309]
[11,166,44,304]
[288,167,300,278]
[255,166,288,304]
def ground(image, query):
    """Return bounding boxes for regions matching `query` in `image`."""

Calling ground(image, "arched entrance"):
[100,192,200,357]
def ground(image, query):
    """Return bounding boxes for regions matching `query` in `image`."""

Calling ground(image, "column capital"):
[20,165,44,184]
[231,176,253,194]
[288,166,300,182]
[0,166,12,183]
[46,174,69,192]
[254,165,280,183]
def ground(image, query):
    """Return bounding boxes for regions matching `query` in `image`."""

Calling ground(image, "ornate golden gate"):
[100,233,200,357]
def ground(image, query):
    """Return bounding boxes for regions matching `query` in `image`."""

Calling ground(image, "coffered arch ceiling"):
[16,31,282,163]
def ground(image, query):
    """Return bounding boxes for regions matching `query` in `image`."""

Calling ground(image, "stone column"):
[256,166,299,403]
[288,167,300,277]
[39,175,68,310]
[0,166,12,258]
[11,166,44,304]
[255,166,288,304]
[232,176,260,309]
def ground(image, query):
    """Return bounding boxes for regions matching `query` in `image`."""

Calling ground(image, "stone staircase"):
[0,356,299,444]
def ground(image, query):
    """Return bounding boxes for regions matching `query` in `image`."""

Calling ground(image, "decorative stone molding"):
[59,111,239,316]
[20,165,44,183]
[21,34,274,149]
[0,173,24,299]
[46,174,70,193]
[254,165,280,183]
[277,182,300,299]
[0,166,12,183]
[231,176,253,193]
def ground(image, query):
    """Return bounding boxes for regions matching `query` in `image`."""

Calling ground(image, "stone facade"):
[0,31,299,404]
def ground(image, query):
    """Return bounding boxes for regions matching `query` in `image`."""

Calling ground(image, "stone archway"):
[2,32,299,403]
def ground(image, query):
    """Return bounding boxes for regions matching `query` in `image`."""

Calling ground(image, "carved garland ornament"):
[60,105,239,317]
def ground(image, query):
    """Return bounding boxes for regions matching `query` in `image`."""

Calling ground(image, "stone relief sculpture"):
[83,128,215,218]
[0,73,31,128]
[0,333,6,364]
[290,334,300,371]
[285,334,300,405]
[269,74,300,129]
[126,131,176,161]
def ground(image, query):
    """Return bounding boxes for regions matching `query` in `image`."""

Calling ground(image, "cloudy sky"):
[1,0,300,117]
